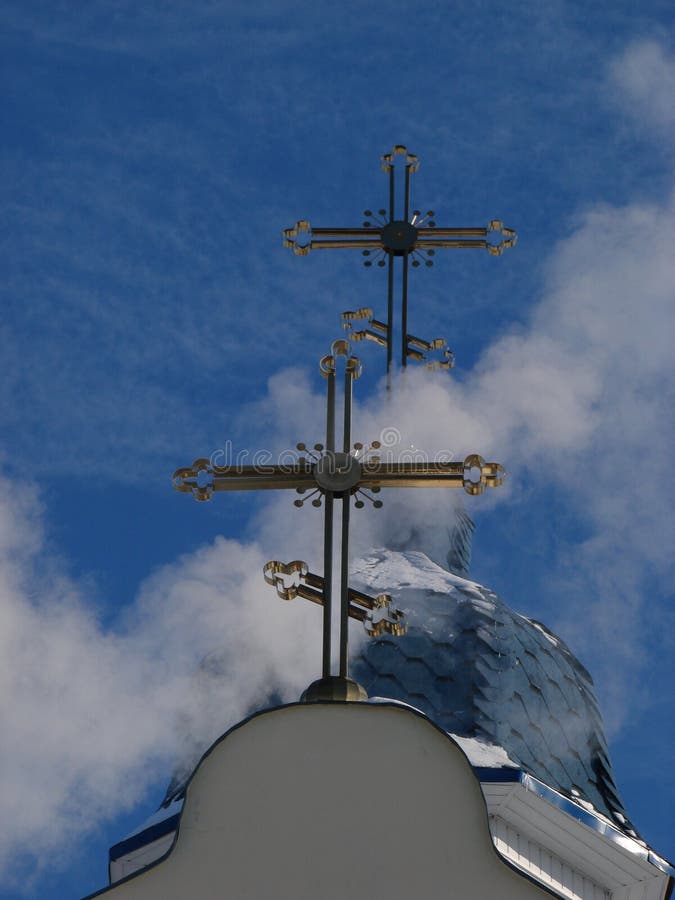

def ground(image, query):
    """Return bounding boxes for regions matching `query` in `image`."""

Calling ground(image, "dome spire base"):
[301,676,368,703]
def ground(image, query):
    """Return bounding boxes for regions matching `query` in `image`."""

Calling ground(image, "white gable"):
[92,703,553,899]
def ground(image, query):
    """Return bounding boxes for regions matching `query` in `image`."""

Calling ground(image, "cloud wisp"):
[607,38,675,134]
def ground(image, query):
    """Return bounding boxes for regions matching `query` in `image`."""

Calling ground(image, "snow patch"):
[449,734,518,769]
[529,620,560,647]
[351,548,483,596]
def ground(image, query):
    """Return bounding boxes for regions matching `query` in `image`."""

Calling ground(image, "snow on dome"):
[450,734,519,769]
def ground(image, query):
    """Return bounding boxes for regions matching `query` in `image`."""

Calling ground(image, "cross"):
[173,340,504,701]
[283,144,516,384]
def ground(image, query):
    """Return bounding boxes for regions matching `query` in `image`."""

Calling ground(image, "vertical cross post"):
[317,341,361,683]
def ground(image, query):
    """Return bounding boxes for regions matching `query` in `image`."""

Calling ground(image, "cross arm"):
[283,221,380,256]
[172,452,504,502]
[263,560,406,637]
[348,330,388,348]
[283,219,516,256]
[415,221,517,256]
[173,458,315,502]
[360,454,505,495]
[342,308,453,371]
[406,333,454,369]
[342,309,389,347]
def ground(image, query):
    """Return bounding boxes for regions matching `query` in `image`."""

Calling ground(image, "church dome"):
[349,547,639,838]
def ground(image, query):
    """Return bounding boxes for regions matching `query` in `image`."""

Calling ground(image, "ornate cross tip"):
[406,333,454,370]
[485,219,517,256]
[263,559,322,602]
[362,591,407,637]
[319,338,362,380]
[173,457,216,501]
[263,560,407,638]
[381,144,419,173]
[461,454,505,495]
[342,308,389,349]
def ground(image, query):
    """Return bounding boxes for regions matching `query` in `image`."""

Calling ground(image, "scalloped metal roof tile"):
[349,548,639,837]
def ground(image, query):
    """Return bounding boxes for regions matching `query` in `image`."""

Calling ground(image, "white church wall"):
[88,703,555,900]
[480,779,672,900]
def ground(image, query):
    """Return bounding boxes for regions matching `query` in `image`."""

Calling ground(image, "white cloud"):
[608,38,675,133]
[0,476,320,889]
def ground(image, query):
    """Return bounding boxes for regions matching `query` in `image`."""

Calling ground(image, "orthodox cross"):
[173,340,504,701]
[283,144,516,385]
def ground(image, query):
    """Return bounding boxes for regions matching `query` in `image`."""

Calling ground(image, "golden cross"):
[173,340,504,700]
[283,144,516,383]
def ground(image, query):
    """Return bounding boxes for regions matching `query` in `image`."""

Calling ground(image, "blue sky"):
[1,2,674,897]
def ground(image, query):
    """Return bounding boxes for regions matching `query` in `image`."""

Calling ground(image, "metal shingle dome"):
[349,546,639,838]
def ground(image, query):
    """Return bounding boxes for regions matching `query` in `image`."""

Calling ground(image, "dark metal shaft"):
[389,166,395,221]
[339,359,354,675]
[404,164,411,221]
[322,364,337,677]
[386,255,394,388]
[401,253,409,370]
[343,364,353,453]
[326,368,336,452]
[339,495,351,677]
[322,494,333,678]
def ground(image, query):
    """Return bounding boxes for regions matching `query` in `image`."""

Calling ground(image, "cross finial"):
[173,339,504,700]
[283,145,516,384]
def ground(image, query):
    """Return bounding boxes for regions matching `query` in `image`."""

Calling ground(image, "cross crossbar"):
[172,454,503,501]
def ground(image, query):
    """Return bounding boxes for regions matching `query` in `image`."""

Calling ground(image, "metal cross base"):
[301,675,367,703]
[172,340,504,700]
[283,144,516,381]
